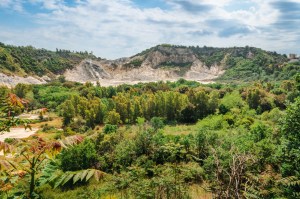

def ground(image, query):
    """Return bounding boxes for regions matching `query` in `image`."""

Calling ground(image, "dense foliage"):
[0,42,99,76]
[134,44,292,81]
[1,74,300,198]
[15,77,295,131]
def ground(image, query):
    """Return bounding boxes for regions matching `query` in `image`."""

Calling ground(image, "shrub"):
[4,138,16,144]
[41,124,55,132]
[60,139,98,171]
[103,124,118,134]
[150,117,165,131]
[63,127,76,136]
[114,140,136,167]
[105,110,121,125]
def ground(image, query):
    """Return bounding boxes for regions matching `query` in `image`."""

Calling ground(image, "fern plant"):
[278,176,300,197]
[39,158,105,189]
[0,135,85,198]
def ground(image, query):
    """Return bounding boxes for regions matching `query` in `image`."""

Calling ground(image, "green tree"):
[296,73,300,91]
[219,91,244,113]
[164,91,188,121]
[189,90,210,119]
[113,93,132,123]
[247,88,260,110]
[103,124,118,134]
[281,97,300,197]
[14,83,31,98]
[61,100,75,126]
[105,109,121,125]
[150,117,165,132]
[136,117,146,131]
[60,139,98,171]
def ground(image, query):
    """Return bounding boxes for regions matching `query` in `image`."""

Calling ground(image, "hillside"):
[130,44,291,81]
[0,42,98,77]
[1,42,298,86]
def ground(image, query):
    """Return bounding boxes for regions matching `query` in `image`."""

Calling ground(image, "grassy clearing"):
[30,117,62,129]
[164,124,198,135]
[38,181,212,199]
[189,184,212,199]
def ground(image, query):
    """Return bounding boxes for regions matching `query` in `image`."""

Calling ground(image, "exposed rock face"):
[1,46,226,87]
[0,73,46,87]
[64,60,112,83]
[63,46,224,86]
[1,43,291,87]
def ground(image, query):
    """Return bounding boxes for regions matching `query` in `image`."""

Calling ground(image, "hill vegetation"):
[134,44,293,81]
[1,42,300,198]
[1,42,299,83]
[0,73,300,198]
[0,42,98,77]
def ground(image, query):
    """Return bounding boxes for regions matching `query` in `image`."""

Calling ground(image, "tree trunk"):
[29,170,35,198]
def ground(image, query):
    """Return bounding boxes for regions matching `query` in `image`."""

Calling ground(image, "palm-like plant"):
[39,159,105,189]
[0,135,89,198]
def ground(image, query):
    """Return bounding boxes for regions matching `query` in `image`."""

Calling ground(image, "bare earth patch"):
[64,59,220,86]
[0,127,38,142]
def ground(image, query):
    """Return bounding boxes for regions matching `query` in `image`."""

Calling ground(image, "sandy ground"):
[17,113,40,120]
[16,109,49,120]
[0,128,38,156]
[0,127,38,142]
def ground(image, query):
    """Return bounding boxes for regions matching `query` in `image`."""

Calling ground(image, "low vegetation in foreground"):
[0,74,300,199]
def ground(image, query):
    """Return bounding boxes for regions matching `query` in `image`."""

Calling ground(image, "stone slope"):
[0,44,289,86]
[0,73,47,87]
[64,46,225,85]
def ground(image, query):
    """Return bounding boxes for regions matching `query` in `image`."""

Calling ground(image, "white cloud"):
[0,0,23,11]
[0,0,12,7]
[196,0,233,6]
[0,0,299,58]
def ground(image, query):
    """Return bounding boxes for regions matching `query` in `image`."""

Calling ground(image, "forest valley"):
[0,74,300,199]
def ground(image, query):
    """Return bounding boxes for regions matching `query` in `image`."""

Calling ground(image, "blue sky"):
[0,0,299,59]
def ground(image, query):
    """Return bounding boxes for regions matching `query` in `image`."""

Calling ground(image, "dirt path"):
[0,128,38,142]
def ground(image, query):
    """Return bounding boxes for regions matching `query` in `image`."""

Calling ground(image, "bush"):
[63,127,76,136]
[105,110,121,125]
[150,117,165,131]
[181,162,205,183]
[103,124,118,134]
[41,124,55,132]
[250,122,271,142]
[196,115,228,131]
[69,117,87,133]
[4,138,16,144]
[60,139,98,171]
[114,140,136,167]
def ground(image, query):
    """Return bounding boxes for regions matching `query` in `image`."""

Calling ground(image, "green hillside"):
[0,42,98,77]
[0,42,299,82]
[135,44,296,81]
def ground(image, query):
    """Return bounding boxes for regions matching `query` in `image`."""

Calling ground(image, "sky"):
[0,0,299,59]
